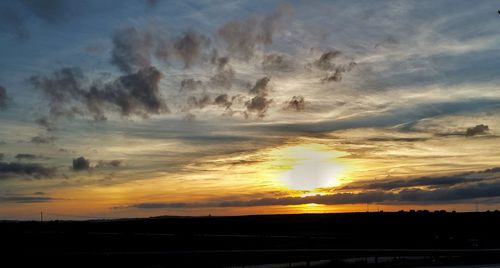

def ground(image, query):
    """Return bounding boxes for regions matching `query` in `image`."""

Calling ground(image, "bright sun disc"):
[274,144,347,191]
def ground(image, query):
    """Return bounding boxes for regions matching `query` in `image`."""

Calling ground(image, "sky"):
[1,0,500,220]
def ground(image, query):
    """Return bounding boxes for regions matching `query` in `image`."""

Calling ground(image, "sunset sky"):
[1,0,500,220]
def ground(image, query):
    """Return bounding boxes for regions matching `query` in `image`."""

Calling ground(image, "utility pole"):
[40,211,43,223]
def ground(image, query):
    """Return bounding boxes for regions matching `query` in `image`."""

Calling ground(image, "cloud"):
[466,124,489,137]
[35,117,56,131]
[209,67,235,89]
[0,85,10,110]
[245,77,272,118]
[0,195,53,203]
[128,202,193,209]
[72,156,90,171]
[174,30,210,68]
[96,160,122,168]
[111,26,210,72]
[0,161,55,179]
[211,54,229,71]
[249,76,271,96]
[124,167,500,209]
[186,95,211,110]
[324,62,357,82]
[180,78,203,92]
[311,50,356,82]
[87,66,167,119]
[314,50,342,71]
[110,26,153,73]
[262,53,293,72]
[342,168,500,191]
[285,96,305,111]
[245,95,272,118]
[15,154,39,160]
[214,94,232,109]
[30,135,56,144]
[0,153,4,160]
[217,4,291,60]
[129,180,500,209]
[30,66,168,120]
[367,137,428,142]
[29,67,86,117]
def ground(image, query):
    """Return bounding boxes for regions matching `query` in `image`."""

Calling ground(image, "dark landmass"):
[4,211,500,267]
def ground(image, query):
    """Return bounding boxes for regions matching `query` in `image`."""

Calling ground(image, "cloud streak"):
[0,162,55,179]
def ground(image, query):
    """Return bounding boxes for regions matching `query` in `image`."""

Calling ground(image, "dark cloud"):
[180,78,203,92]
[126,167,500,209]
[311,50,356,82]
[341,168,500,191]
[218,191,396,207]
[466,124,489,137]
[267,98,500,134]
[0,161,55,179]
[209,67,235,89]
[221,181,500,205]
[246,77,273,118]
[174,30,210,68]
[72,156,90,171]
[130,202,192,209]
[15,154,38,160]
[129,179,500,209]
[20,0,69,24]
[186,95,211,110]
[111,27,153,73]
[262,53,293,72]
[324,62,357,82]
[31,66,167,120]
[110,26,211,71]
[96,160,122,168]
[285,96,305,111]
[245,95,272,118]
[214,94,232,109]
[217,5,291,60]
[35,117,56,131]
[0,195,53,203]
[249,76,271,96]
[87,66,167,118]
[314,50,342,71]
[212,55,230,71]
[0,85,10,110]
[367,137,428,142]
[29,67,86,117]
[30,135,56,144]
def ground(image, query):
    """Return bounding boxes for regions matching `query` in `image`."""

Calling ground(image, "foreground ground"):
[3,211,500,267]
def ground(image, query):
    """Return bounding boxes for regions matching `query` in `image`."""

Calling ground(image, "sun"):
[272,143,348,191]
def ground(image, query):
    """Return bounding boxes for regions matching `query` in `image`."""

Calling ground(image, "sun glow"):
[271,143,350,191]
